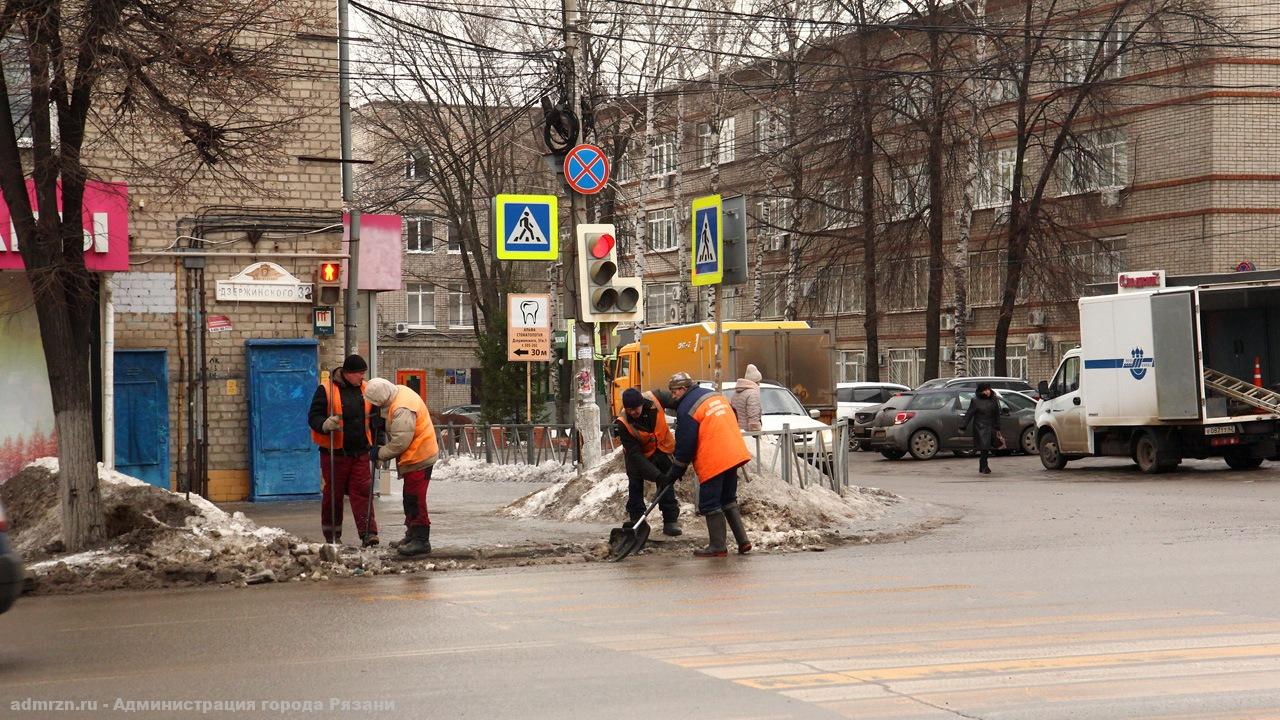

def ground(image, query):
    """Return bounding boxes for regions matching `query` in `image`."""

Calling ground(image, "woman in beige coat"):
[731,364,763,432]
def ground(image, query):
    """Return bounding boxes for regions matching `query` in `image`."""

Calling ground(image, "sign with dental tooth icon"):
[507,293,551,362]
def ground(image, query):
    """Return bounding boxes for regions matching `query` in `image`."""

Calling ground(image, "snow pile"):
[1,459,382,594]
[432,455,574,484]
[503,442,899,548]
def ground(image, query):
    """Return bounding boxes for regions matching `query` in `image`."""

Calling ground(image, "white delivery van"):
[1036,272,1280,473]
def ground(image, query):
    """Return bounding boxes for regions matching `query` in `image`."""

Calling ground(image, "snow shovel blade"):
[608,517,651,562]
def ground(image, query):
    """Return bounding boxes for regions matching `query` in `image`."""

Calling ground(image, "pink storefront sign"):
[0,180,130,272]
[343,213,402,292]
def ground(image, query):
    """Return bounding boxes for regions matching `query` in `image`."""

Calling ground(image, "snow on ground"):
[504,441,900,548]
[432,455,574,484]
[2,459,383,594]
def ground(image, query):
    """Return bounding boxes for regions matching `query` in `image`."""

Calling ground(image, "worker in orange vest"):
[662,372,753,557]
[363,378,440,557]
[307,354,380,546]
[613,388,681,537]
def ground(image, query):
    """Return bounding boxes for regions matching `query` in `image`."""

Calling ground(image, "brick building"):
[1,0,347,501]
[600,0,1280,389]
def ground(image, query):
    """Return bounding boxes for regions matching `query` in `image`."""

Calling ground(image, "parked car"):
[837,383,910,426]
[440,404,482,423]
[870,388,1037,460]
[0,498,22,614]
[849,390,913,451]
[916,376,1037,398]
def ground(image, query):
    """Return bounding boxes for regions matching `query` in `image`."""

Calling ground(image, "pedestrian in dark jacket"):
[307,354,383,545]
[960,383,1001,474]
[612,388,681,537]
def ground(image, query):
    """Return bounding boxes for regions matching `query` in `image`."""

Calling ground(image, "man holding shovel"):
[662,372,753,557]
[363,378,439,557]
[613,388,681,538]
[307,354,380,546]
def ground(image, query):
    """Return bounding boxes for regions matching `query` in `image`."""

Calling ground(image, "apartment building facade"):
[602,0,1280,389]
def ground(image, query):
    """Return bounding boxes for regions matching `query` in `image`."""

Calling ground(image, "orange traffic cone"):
[1253,357,1264,388]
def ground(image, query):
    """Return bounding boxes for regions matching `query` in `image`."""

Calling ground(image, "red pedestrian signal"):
[319,261,340,284]
[315,261,342,305]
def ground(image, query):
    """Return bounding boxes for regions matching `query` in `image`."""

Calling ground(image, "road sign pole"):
[527,363,532,424]
[714,285,723,387]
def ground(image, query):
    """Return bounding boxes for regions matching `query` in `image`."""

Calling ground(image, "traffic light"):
[576,223,642,322]
[315,261,341,306]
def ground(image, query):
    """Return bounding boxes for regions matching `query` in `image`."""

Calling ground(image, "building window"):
[755,196,793,251]
[817,266,864,315]
[976,148,1018,209]
[644,281,680,325]
[968,345,1028,379]
[448,283,473,328]
[696,123,714,168]
[891,163,927,220]
[969,249,1003,307]
[888,78,928,121]
[821,179,859,229]
[693,118,737,168]
[405,149,430,180]
[1071,236,1125,285]
[719,116,736,164]
[887,257,930,311]
[838,350,866,383]
[2,37,31,146]
[760,271,786,319]
[648,132,676,176]
[753,108,786,154]
[1067,22,1131,84]
[447,223,461,253]
[405,216,434,253]
[887,348,926,388]
[1061,130,1128,195]
[645,207,677,252]
[406,283,435,328]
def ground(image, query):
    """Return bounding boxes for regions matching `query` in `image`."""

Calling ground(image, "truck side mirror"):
[1073,396,1081,406]
[1037,380,1051,398]
[808,409,820,419]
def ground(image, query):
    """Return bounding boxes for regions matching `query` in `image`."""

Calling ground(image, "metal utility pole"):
[339,0,361,356]
[563,0,602,467]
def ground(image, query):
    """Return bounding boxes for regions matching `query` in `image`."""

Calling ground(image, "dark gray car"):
[853,392,913,452]
[871,389,1035,460]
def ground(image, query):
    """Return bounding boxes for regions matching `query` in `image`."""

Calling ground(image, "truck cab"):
[1035,348,1088,468]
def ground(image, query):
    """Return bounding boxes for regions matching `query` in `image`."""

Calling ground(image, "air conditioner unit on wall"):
[1028,309,1047,327]
[1100,186,1123,208]
[666,304,680,324]
[1027,332,1049,352]
[941,346,955,362]
[993,206,1011,225]
[655,175,672,190]
[394,322,410,338]
[801,279,818,298]
[940,312,955,331]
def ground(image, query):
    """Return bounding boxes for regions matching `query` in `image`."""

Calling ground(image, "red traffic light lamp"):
[590,232,615,259]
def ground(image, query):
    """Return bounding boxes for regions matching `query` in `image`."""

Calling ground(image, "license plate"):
[1204,425,1236,436]
[872,428,886,438]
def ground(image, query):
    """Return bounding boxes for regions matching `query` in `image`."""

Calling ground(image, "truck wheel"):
[1224,451,1264,471]
[1039,431,1068,470]
[1133,432,1171,474]
[880,448,906,461]
[1020,426,1037,455]
[908,429,940,460]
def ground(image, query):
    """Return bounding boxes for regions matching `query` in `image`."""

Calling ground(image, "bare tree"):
[0,0,321,551]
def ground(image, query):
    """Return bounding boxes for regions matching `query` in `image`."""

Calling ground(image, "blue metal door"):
[246,339,320,500]
[113,349,170,488]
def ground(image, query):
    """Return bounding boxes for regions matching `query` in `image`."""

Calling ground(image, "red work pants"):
[320,452,377,542]
[401,466,433,528]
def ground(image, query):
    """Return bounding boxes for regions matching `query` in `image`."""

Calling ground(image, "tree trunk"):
[994,214,1028,375]
[953,0,988,378]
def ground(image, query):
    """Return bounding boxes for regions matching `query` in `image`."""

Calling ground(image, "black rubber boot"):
[397,525,432,557]
[662,519,682,537]
[724,503,751,554]
[360,533,380,548]
[693,512,728,557]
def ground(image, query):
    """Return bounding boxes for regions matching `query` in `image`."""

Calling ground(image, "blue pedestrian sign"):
[691,194,723,286]
[564,144,610,195]
[495,194,558,261]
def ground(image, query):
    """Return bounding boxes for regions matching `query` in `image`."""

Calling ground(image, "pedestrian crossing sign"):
[495,194,558,261]
[691,194,723,286]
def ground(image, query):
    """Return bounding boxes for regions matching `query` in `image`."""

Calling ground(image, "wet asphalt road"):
[3,452,1280,719]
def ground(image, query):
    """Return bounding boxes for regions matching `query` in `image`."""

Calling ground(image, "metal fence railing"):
[435,423,619,467]
[741,422,851,494]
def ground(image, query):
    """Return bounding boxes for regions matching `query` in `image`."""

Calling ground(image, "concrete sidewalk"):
[220,480,618,561]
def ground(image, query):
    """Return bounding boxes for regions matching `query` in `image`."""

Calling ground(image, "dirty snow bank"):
[432,455,574,484]
[502,442,899,549]
[2,459,395,594]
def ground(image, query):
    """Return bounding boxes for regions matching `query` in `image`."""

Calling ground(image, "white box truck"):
[1035,272,1280,473]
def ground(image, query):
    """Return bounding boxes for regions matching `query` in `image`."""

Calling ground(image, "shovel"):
[607,482,675,562]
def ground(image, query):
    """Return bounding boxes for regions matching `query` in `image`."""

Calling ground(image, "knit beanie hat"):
[342,354,368,373]
[622,388,645,409]
[745,364,762,382]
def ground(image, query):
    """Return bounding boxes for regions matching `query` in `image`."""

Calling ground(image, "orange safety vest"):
[617,391,675,458]
[386,385,438,466]
[688,392,752,484]
[311,378,373,449]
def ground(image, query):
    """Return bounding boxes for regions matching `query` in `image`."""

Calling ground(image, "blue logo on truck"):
[1083,347,1155,380]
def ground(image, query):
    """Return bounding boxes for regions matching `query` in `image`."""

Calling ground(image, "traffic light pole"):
[563,0,602,469]
[339,0,360,357]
